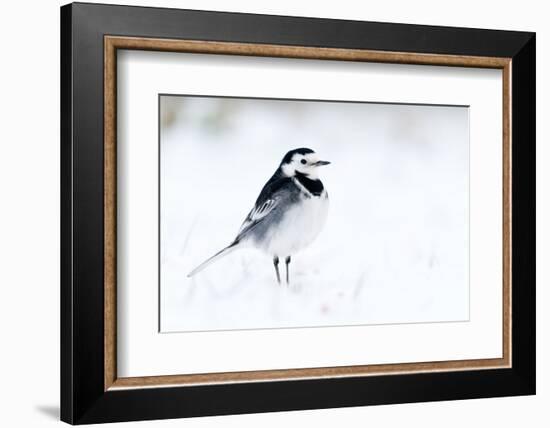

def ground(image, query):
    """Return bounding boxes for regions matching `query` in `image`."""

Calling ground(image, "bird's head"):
[279,148,330,179]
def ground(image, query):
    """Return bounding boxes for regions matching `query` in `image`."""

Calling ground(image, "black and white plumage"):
[187,148,330,284]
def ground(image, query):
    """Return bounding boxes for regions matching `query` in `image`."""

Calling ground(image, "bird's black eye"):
[300,159,307,165]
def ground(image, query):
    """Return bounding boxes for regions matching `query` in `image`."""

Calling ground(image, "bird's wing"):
[235,174,292,240]
[237,197,279,237]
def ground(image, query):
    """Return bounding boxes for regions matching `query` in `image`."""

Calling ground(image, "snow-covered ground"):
[159,96,469,332]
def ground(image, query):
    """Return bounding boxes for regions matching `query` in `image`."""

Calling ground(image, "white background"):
[159,98,471,333]
[118,53,502,377]
[0,0,546,427]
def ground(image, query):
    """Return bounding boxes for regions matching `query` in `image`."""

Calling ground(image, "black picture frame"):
[61,2,535,424]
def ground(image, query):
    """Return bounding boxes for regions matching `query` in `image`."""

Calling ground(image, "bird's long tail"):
[187,241,240,278]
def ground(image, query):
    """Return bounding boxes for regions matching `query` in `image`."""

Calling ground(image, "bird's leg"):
[273,256,281,284]
[285,256,291,285]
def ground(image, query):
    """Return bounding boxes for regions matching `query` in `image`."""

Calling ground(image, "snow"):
[159,96,469,332]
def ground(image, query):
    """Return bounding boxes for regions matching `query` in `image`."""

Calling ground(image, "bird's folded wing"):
[235,174,294,241]
[237,198,278,236]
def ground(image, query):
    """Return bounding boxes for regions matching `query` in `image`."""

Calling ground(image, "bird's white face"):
[281,152,330,179]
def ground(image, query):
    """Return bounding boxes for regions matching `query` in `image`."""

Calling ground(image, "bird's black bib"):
[295,171,324,196]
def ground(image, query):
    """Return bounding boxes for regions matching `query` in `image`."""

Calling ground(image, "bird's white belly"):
[264,192,329,257]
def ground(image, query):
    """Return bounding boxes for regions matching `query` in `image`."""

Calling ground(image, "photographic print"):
[160,95,469,333]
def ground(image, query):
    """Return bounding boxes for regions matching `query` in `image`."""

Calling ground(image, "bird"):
[187,148,330,285]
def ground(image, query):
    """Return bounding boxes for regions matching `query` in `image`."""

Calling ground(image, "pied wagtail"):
[187,148,330,285]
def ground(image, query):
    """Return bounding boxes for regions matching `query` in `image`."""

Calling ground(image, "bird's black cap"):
[280,148,314,165]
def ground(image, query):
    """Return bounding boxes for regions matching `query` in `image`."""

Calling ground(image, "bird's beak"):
[313,160,331,167]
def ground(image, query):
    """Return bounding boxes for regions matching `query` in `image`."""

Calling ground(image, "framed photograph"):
[61,2,535,424]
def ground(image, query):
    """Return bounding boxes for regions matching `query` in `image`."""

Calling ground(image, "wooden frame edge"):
[104,36,117,390]
[103,35,512,391]
[502,61,513,369]
[110,357,509,390]
[105,35,511,67]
